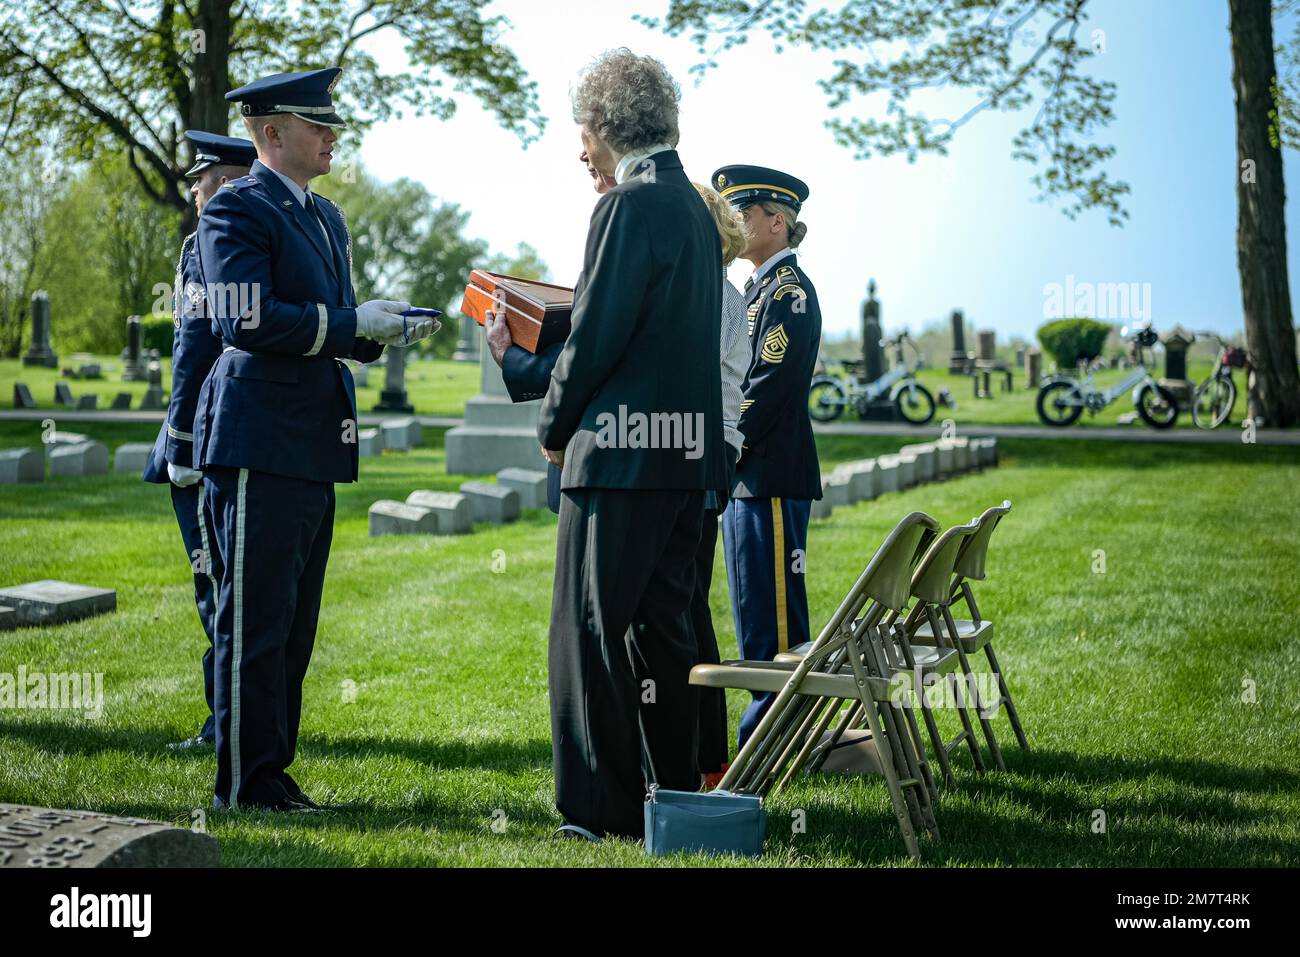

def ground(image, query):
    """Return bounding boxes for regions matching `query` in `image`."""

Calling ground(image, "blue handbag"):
[643,784,767,858]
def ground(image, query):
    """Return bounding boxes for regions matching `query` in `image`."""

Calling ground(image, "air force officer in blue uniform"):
[194,68,439,811]
[143,130,254,751]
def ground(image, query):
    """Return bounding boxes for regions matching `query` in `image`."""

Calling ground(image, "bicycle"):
[1190,331,1249,429]
[1035,323,1180,429]
[808,332,942,425]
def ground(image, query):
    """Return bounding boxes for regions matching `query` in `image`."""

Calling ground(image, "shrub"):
[1037,318,1112,369]
[140,316,176,357]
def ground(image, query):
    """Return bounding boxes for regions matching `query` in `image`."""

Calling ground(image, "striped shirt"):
[720,276,748,458]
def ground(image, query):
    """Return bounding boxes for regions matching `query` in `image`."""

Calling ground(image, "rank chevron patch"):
[762,323,789,363]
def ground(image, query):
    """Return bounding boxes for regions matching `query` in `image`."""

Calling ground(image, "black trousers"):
[168,481,220,741]
[549,487,705,838]
[204,466,335,808]
[691,509,729,774]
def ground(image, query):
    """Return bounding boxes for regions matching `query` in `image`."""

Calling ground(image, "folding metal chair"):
[691,511,941,860]
[909,500,1029,753]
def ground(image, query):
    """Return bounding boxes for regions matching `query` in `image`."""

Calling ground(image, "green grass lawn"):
[1,423,1297,866]
[1,354,480,419]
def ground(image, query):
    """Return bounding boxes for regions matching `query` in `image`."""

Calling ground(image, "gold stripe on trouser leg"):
[771,497,788,653]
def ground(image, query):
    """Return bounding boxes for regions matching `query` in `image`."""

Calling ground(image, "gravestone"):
[0,804,220,867]
[860,280,885,383]
[47,430,89,446]
[113,443,153,473]
[54,383,75,408]
[374,347,413,413]
[831,460,876,502]
[357,428,382,457]
[0,581,116,627]
[458,481,520,523]
[121,315,146,381]
[1026,348,1042,389]
[380,417,421,451]
[405,490,473,534]
[977,330,997,363]
[0,448,43,484]
[874,456,900,494]
[811,479,833,519]
[822,472,852,507]
[1160,325,1196,410]
[12,383,36,410]
[49,442,109,477]
[75,394,98,411]
[78,362,102,379]
[899,443,938,482]
[948,309,969,375]
[453,315,480,362]
[446,327,547,474]
[855,280,894,421]
[495,467,548,509]
[110,392,133,410]
[368,500,438,536]
[22,290,57,368]
[139,357,164,411]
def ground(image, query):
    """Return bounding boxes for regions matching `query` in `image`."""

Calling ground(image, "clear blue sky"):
[351,0,1300,344]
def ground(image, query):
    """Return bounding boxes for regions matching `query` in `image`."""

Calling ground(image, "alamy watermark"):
[594,404,705,460]
[0,667,104,719]
[1042,274,1151,321]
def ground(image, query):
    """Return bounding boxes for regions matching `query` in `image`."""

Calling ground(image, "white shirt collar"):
[262,163,313,207]
[750,247,794,285]
[614,144,674,185]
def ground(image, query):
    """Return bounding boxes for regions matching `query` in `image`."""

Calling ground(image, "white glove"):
[355,299,411,342]
[380,315,440,347]
[167,462,203,487]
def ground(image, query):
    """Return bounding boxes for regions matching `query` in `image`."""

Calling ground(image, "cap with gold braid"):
[711,164,809,212]
[225,67,346,129]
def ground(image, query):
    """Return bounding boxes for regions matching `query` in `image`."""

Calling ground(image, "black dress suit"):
[537,149,725,838]
[501,342,563,513]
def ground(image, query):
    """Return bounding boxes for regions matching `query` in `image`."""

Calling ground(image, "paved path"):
[2,410,1297,446]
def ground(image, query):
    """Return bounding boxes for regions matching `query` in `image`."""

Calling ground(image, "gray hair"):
[571,48,680,154]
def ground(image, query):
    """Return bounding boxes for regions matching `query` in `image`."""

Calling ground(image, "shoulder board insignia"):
[773,282,806,302]
[775,265,798,285]
[762,323,789,364]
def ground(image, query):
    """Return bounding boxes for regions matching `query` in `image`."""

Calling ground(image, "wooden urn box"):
[460,270,573,353]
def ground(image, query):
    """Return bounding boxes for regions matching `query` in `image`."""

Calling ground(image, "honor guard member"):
[194,68,438,811]
[712,165,823,748]
[143,130,255,751]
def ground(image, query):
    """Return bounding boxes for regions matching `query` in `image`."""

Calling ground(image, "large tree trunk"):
[179,0,235,235]
[1229,0,1300,427]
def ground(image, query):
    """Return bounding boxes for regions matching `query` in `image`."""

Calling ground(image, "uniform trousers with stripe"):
[550,487,705,839]
[203,466,335,808]
[169,481,221,741]
[722,496,812,748]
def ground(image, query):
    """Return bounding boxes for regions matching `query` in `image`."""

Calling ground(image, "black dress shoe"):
[168,735,214,752]
[212,794,323,813]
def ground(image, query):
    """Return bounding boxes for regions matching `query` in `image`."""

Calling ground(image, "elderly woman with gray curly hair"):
[537,48,729,843]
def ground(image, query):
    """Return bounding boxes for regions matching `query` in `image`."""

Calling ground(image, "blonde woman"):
[691,182,750,784]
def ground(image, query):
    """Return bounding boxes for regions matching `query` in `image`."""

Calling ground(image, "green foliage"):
[1037,317,1112,369]
[318,164,548,359]
[640,0,1129,226]
[141,317,176,357]
[0,1,544,222]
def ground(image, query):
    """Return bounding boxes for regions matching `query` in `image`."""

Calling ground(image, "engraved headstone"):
[452,315,480,362]
[113,443,154,473]
[49,441,108,477]
[0,804,220,868]
[22,290,57,368]
[977,329,997,363]
[12,383,36,410]
[75,394,98,411]
[405,490,473,534]
[495,467,548,509]
[1026,348,1042,389]
[0,581,116,627]
[458,481,520,523]
[54,383,75,408]
[111,392,133,410]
